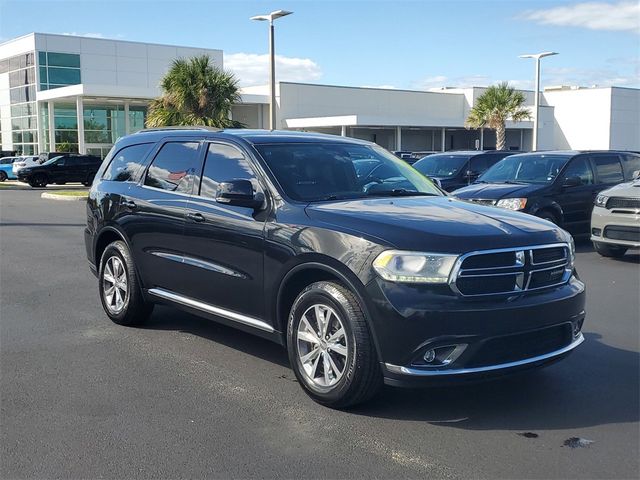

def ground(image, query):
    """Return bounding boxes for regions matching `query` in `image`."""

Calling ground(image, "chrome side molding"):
[385,333,584,376]
[148,287,274,333]
[150,251,247,278]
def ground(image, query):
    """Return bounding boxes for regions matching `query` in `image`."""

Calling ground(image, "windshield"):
[478,153,571,184]
[255,143,442,202]
[42,156,64,166]
[413,153,472,178]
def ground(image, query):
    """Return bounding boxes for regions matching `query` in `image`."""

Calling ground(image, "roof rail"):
[135,126,222,133]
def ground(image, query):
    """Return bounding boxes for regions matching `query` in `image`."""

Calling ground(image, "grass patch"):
[47,190,88,197]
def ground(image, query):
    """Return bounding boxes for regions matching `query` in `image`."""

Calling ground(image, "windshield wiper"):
[502,180,529,185]
[366,189,439,197]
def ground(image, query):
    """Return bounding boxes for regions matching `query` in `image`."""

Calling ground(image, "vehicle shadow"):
[350,332,639,431]
[575,236,640,263]
[141,305,291,369]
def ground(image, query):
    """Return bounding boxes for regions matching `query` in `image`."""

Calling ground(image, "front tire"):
[32,173,48,188]
[593,241,627,258]
[537,211,558,225]
[98,240,153,326]
[287,281,382,408]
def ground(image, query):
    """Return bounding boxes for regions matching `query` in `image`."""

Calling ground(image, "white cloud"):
[224,52,322,87]
[414,75,491,89]
[543,65,639,87]
[360,84,398,90]
[61,32,106,38]
[521,1,640,33]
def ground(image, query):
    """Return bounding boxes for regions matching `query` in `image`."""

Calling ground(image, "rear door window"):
[593,154,624,184]
[103,143,154,182]
[562,156,594,185]
[144,141,201,194]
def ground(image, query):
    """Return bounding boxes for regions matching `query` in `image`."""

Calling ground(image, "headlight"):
[595,194,608,208]
[496,198,527,210]
[568,235,575,268]
[372,250,458,283]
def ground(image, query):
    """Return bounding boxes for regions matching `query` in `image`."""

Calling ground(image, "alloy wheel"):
[296,304,349,388]
[102,255,128,314]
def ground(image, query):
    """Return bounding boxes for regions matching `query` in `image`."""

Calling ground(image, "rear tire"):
[287,281,382,409]
[0,171,7,182]
[98,240,153,326]
[593,241,627,258]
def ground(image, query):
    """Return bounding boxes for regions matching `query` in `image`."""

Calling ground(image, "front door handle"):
[123,200,137,210]
[187,212,205,223]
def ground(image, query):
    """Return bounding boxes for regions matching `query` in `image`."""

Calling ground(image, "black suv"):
[453,151,640,235]
[18,154,102,187]
[85,128,585,408]
[413,150,520,192]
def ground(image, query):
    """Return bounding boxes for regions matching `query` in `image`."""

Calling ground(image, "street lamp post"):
[519,51,558,151]
[251,9,293,131]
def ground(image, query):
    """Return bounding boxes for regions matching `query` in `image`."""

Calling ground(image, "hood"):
[452,182,547,199]
[600,179,640,198]
[305,196,567,253]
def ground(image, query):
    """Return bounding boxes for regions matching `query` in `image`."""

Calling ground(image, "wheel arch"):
[275,261,383,361]
[532,201,564,225]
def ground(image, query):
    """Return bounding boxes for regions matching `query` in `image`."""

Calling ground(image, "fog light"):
[573,318,584,336]
[423,349,436,363]
[592,228,601,236]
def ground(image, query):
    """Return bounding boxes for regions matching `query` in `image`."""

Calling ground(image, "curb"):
[41,192,88,201]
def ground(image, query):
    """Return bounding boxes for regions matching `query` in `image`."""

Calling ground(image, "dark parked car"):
[413,150,520,192]
[18,154,102,187]
[453,151,640,235]
[85,128,585,408]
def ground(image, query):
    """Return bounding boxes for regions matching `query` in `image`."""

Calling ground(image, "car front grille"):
[466,324,573,368]
[451,244,572,297]
[606,197,640,210]
[604,226,640,242]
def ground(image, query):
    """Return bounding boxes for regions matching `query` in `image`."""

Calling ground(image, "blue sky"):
[1,0,638,90]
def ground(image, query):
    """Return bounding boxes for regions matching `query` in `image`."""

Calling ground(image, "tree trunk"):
[496,123,506,150]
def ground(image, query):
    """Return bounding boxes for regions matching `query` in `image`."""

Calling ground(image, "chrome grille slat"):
[449,243,572,297]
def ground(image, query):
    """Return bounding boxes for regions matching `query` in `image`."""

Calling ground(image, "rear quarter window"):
[593,155,624,184]
[621,154,640,179]
[102,143,154,182]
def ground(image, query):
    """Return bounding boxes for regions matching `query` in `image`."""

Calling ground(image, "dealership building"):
[1,32,638,157]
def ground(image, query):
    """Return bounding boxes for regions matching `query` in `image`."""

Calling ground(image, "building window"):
[84,105,126,144]
[53,103,79,152]
[38,51,81,91]
[128,106,147,133]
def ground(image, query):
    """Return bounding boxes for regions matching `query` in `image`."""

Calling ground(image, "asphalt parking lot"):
[1,188,639,479]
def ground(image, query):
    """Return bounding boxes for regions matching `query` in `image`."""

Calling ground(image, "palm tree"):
[146,55,243,128]
[465,82,531,150]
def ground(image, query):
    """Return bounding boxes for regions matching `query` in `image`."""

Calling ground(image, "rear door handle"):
[123,200,137,210]
[187,212,205,223]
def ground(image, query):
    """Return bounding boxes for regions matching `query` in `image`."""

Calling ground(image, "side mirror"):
[465,170,480,178]
[632,170,640,180]
[216,179,264,209]
[562,176,581,187]
[429,177,442,188]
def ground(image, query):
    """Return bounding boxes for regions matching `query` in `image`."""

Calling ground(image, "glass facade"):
[38,51,81,91]
[2,47,147,156]
[1,52,37,154]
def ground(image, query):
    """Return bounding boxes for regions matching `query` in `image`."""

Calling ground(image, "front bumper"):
[365,275,586,386]
[590,205,640,248]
